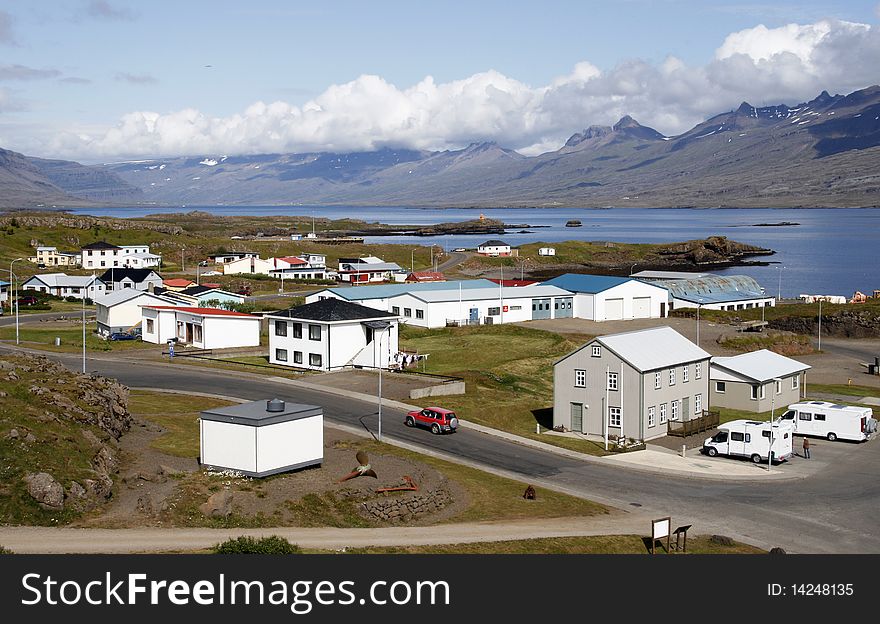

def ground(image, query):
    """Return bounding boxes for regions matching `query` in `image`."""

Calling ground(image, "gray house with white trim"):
[710,349,810,413]
[553,326,711,441]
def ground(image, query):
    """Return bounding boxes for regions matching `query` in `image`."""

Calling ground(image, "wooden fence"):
[667,410,720,437]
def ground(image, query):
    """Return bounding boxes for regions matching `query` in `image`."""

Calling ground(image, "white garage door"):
[632,296,651,319]
[605,298,624,320]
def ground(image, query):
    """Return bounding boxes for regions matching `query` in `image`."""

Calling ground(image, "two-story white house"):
[266,298,399,371]
[29,246,81,267]
[553,326,711,442]
[99,268,163,292]
[476,240,512,257]
[81,242,161,270]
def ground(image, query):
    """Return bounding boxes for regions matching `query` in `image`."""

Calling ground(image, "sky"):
[1,0,880,162]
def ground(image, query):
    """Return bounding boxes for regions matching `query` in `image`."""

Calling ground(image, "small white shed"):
[538,247,556,256]
[200,399,323,477]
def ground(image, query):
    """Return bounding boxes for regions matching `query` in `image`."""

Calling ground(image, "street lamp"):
[768,377,782,472]
[365,319,392,441]
[81,278,88,373]
[776,265,785,301]
[11,258,23,345]
[629,263,637,276]
[818,299,822,351]
[696,304,701,347]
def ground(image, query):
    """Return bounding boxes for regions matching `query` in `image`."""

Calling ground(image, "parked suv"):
[405,407,459,435]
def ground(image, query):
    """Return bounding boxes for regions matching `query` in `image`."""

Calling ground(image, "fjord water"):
[70,206,880,299]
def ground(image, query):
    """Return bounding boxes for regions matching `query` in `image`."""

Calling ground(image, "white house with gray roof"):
[553,326,711,441]
[266,298,399,371]
[710,349,810,413]
[22,273,106,300]
[93,288,183,336]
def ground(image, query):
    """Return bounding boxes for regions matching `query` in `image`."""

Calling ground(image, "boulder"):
[68,481,87,499]
[24,473,65,510]
[199,490,234,518]
[709,534,734,547]
[6,429,19,440]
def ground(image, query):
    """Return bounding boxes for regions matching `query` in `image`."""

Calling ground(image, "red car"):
[405,407,459,434]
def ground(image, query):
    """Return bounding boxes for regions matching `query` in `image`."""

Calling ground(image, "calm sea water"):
[69,205,880,299]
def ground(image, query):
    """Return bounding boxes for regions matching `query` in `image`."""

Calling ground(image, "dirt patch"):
[78,423,468,529]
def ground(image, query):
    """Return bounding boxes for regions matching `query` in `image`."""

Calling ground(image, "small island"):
[565,219,583,227]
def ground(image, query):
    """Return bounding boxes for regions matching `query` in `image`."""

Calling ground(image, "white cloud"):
[33,18,880,160]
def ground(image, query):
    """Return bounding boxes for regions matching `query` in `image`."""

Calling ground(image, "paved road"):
[7,346,879,553]
[816,336,880,364]
[437,251,470,273]
[0,311,94,326]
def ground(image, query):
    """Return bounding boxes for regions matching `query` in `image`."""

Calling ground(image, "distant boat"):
[565,219,582,227]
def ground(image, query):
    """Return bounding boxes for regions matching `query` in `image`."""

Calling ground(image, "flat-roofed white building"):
[542,273,670,321]
[141,306,261,349]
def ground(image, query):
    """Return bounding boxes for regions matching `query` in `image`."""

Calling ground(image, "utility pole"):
[777,266,784,301]
[11,258,22,345]
[82,283,86,373]
[818,299,822,351]
[181,248,185,273]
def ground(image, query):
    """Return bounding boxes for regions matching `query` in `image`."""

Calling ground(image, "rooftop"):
[320,279,496,301]
[99,268,160,282]
[141,306,257,318]
[543,273,636,294]
[478,239,509,247]
[163,278,195,287]
[24,273,100,288]
[408,283,570,303]
[557,326,710,372]
[632,270,711,280]
[200,399,321,426]
[93,289,175,307]
[653,275,768,301]
[711,349,811,383]
[338,261,403,272]
[81,241,121,250]
[270,298,398,322]
[407,271,446,282]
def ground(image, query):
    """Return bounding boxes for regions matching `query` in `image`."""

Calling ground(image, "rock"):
[769,547,787,555]
[84,476,113,500]
[199,490,234,518]
[92,446,119,475]
[68,481,87,499]
[158,464,182,477]
[24,433,37,443]
[6,429,19,440]
[24,472,65,510]
[709,535,734,547]
[136,495,155,515]
[81,429,103,449]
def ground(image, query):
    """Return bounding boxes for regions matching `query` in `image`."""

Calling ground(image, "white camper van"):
[779,401,877,442]
[703,419,794,463]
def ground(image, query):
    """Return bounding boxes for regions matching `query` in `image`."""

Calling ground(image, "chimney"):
[266,398,285,412]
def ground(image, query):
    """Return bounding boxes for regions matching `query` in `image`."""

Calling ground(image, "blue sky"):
[1,1,879,161]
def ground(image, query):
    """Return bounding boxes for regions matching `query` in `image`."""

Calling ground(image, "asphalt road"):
[11,347,879,554]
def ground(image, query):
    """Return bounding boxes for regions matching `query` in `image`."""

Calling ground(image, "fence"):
[666,410,720,437]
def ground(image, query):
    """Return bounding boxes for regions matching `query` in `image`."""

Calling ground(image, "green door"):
[570,402,583,432]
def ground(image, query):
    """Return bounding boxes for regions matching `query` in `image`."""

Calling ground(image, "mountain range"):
[3,85,880,210]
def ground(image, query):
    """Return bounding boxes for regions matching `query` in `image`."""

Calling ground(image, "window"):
[607,371,618,391]
[309,353,322,367]
[574,370,586,388]
[309,324,321,341]
[404,308,412,317]
[695,362,702,379]
[292,323,302,339]
[293,351,303,364]
[609,407,621,427]
[694,393,702,414]
[193,325,202,343]
[510,305,522,311]
[669,368,675,385]
[488,307,500,316]
[682,365,689,383]
[731,431,744,442]
[146,319,154,333]
[671,400,680,421]
[392,306,400,315]
[750,384,765,400]
[715,381,726,393]
[275,348,288,362]
[274,320,288,337]
[654,371,661,389]
[415,309,424,319]
[591,345,601,358]
[762,430,771,438]
[648,406,656,428]
[798,412,812,421]
[775,379,782,394]
[659,403,667,424]
[815,414,826,421]
[792,375,799,390]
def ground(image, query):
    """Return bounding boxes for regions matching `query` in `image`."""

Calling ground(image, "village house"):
[141,306,261,349]
[266,298,399,371]
[553,326,711,442]
[222,255,274,275]
[337,256,405,283]
[542,273,670,321]
[207,251,260,264]
[268,254,327,280]
[476,240,513,257]
[405,271,446,283]
[29,246,81,267]
[21,273,106,300]
[710,349,810,413]
[162,278,195,291]
[93,289,181,337]
[163,285,246,307]
[81,242,161,270]
[99,268,163,292]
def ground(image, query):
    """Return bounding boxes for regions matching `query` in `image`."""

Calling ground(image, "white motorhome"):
[779,401,877,442]
[703,419,794,464]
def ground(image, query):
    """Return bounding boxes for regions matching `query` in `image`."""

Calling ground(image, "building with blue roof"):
[647,275,775,311]
[542,273,669,321]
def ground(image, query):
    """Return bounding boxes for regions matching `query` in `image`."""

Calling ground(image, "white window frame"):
[574,369,586,388]
[275,348,288,362]
[695,362,702,379]
[792,375,799,390]
[591,345,601,358]
[607,371,618,391]
[669,368,675,386]
[715,381,726,394]
[659,403,667,425]
[695,393,702,414]
[647,406,656,428]
[775,379,782,395]
[609,407,621,427]
[671,400,680,421]
[654,371,661,390]
[682,365,689,383]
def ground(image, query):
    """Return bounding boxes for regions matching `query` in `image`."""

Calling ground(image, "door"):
[570,403,583,433]
[728,430,748,456]
[682,396,690,421]
[554,297,573,318]
[632,297,651,319]
[660,302,666,317]
[605,298,624,320]
[531,298,551,319]
[469,307,479,325]
[709,430,729,455]
[797,411,814,434]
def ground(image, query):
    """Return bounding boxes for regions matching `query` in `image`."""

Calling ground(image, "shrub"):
[212,536,300,554]
[0,545,12,554]
[66,296,78,302]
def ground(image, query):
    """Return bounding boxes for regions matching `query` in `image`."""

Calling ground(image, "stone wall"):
[362,481,454,522]
[409,381,466,400]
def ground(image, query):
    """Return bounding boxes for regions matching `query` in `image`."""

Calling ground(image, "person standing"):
[802,437,811,459]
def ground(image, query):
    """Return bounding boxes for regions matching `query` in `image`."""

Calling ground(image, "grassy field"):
[128,390,606,527]
[398,324,609,455]
[680,299,880,323]
[717,332,813,355]
[0,321,154,353]
[806,383,880,399]
[329,534,765,555]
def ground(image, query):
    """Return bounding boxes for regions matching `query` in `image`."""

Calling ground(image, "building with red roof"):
[405,271,446,283]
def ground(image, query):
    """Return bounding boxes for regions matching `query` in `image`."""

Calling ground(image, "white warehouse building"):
[542,274,670,321]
